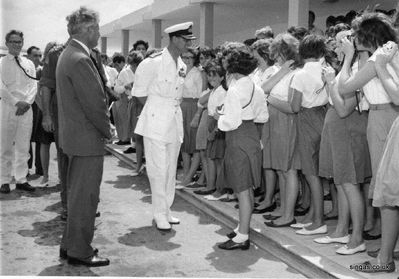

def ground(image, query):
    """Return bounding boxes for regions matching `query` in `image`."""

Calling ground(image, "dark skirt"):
[181,98,199,153]
[319,106,372,185]
[196,109,208,150]
[31,102,55,144]
[267,105,300,171]
[128,97,144,138]
[297,106,326,176]
[223,120,262,193]
[207,116,225,159]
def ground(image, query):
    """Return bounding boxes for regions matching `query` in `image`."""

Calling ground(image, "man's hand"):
[15,101,30,116]
[124,82,133,91]
[42,114,55,132]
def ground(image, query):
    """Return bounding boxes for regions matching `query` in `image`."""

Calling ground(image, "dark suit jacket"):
[56,39,111,156]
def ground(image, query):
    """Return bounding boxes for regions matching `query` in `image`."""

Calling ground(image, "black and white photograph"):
[1,0,399,278]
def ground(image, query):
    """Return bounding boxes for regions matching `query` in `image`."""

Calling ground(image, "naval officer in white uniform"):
[132,22,196,231]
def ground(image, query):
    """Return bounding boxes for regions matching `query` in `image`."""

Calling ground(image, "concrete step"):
[105,144,397,279]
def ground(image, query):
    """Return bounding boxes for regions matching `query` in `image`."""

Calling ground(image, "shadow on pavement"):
[44,201,63,214]
[17,216,64,246]
[206,243,276,274]
[0,184,61,201]
[38,261,99,276]
[118,225,181,251]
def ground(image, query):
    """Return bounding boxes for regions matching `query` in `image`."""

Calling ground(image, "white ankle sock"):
[233,232,248,243]
[234,226,239,233]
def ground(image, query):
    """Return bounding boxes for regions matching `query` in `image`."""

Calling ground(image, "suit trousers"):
[143,137,181,220]
[0,101,33,184]
[52,102,69,211]
[61,154,103,259]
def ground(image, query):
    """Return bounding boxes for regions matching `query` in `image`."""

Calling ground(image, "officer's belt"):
[147,95,182,107]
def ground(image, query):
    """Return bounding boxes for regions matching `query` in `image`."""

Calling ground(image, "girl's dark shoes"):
[218,239,250,250]
[226,231,237,239]
[363,231,381,240]
[294,206,310,216]
[194,188,216,195]
[253,203,276,214]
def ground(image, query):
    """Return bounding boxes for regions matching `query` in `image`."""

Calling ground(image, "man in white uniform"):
[0,30,37,193]
[132,22,196,231]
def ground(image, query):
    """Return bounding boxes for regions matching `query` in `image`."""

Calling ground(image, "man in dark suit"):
[56,6,111,267]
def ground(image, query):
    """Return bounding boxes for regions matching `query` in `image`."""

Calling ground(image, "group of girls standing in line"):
[176,10,399,273]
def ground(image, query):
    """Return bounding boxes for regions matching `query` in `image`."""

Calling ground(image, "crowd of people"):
[1,5,399,273]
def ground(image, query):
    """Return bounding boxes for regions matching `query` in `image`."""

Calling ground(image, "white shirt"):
[0,54,37,106]
[250,65,279,87]
[362,51,399,105]
[114,66,135,97]
[291,60,328,108]
[218,76,269,131]
[182,66,203,98]
[270,69,299,101]
[208,85,227,117]
[103,65,118,89]
[72,39,90,56]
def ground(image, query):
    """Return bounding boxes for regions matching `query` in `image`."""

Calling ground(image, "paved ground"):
[0,149,305,278]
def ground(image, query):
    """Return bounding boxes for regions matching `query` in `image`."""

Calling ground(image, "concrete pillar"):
[288,0,309,28]
[152,19,162,49]
[100,37,107,54]
[200,2,214,48]
[122,29,129,57]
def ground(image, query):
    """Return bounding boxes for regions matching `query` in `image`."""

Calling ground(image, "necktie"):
[89,54,107,89]
[14,56,39,81]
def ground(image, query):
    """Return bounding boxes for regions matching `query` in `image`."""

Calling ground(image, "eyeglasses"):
[33,54,42,58]
[181,56,194,60]
[8,40,23,45]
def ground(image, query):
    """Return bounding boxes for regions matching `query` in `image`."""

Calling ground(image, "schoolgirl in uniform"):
[316,32,372,254]
[179,48,205,187]
[338,13,399,200]
[290,34,328,235]
[338,13,399,244]
[250,38,280,213]
[217,48,268,250]
[261,33,301,227]
[194,60,228,198]
[356,41,399,274]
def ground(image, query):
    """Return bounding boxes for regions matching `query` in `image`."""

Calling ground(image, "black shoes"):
[68,255,110,267]
[363,231,381,240]
[218,239,250,250]
[194,188,216,195]
[253,203,276,214]
[115,140,130,145]
[60,248,99,259]
[262,214,280,221]
[123,147,136,154]
[226,231,237,239]
[0,184,10,194]
[265,219,296,228]
[294,206,309,216]
[16,182,35,192]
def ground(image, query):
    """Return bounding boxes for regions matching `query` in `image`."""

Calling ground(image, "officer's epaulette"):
[148,51,162,59]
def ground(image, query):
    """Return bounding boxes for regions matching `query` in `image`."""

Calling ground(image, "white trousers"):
[0,101,32,184]
[143,136,181,220]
